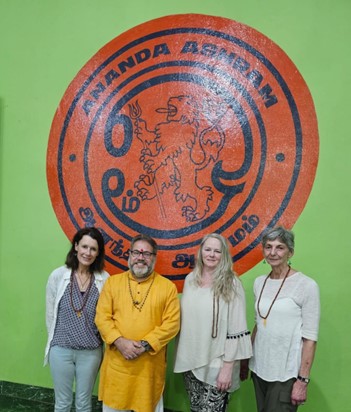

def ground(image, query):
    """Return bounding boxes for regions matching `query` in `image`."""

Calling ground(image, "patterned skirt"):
[183,371,230,412]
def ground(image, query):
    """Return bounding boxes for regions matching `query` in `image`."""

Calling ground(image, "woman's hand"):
[291,338,316,405]
[216,361,234,392]
[240,359,250,381]
[291,380,308,406]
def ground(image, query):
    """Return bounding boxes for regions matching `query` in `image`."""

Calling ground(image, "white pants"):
[102,396,163,412]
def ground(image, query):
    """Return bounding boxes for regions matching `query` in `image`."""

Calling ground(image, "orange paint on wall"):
[47,14,319,291]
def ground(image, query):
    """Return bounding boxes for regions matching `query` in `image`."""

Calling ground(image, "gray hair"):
[262,226,295,253]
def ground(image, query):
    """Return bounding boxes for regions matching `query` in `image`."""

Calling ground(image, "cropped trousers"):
[49,345,103,412]
[183,370,229,412]
[252,372,298,412]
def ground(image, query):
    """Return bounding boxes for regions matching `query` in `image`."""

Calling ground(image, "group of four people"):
[45,226,320,412]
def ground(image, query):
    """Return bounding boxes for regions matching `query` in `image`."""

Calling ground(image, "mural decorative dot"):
[47,14,319,291]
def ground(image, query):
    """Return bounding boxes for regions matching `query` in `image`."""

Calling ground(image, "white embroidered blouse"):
[174,272,252,392]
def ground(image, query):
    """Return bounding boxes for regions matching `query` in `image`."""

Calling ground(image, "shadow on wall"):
[229,378,256,412]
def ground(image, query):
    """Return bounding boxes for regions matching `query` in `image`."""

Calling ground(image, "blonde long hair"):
[192,233,237,302]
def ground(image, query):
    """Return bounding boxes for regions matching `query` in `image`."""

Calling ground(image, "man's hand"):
[113,337,145,360]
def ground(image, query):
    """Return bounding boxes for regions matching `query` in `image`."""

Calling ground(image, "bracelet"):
[297,375,310,384]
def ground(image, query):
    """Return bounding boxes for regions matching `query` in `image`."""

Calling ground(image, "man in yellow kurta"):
[95,234,180,412]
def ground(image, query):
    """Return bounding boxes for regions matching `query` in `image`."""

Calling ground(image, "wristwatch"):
[140,340,151,351]
[297,375,310,384]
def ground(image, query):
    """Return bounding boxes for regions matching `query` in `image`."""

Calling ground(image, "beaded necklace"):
[257,265,291,326]
[211,294,220,338]
[128,273,155,312]
[70,271,94,317]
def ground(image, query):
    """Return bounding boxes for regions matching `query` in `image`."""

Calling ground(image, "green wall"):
[0,1,350,411]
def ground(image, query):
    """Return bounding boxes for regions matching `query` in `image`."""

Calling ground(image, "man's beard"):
[129,258,155,279]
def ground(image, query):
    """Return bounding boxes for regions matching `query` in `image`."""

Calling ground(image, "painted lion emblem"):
[129,95,227,222]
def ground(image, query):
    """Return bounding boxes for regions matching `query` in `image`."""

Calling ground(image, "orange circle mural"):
[47,14,319,291]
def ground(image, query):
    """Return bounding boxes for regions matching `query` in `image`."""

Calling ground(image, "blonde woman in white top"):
[174,233,252,411]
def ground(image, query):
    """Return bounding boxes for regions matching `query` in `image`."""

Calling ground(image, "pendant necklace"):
[128,274,155,312]
[257,265,291,326]
[70,271,93,317]
[75,271,90,291]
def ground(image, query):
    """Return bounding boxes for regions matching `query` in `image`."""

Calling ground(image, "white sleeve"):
[45,268,61,333]
[223,279,253,361]
[301,278,320,341]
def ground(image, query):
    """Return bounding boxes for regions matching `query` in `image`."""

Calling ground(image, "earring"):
[288,259,292,265]
[263,259,266,264]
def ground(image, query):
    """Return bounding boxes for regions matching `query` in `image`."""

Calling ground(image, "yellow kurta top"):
[95,270,180,412]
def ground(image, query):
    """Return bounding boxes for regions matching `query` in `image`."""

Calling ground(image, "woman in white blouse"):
[174,233,252,411]
[249,226,320,411]
[45,227,109,412]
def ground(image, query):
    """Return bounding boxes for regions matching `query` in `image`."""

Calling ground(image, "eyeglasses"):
[130,250,155,259]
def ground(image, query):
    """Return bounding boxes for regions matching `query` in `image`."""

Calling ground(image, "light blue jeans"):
[49,345,103,412]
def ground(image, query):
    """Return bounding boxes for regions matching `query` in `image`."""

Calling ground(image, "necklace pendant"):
[77,311,81,317]
[263,318,267,327]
